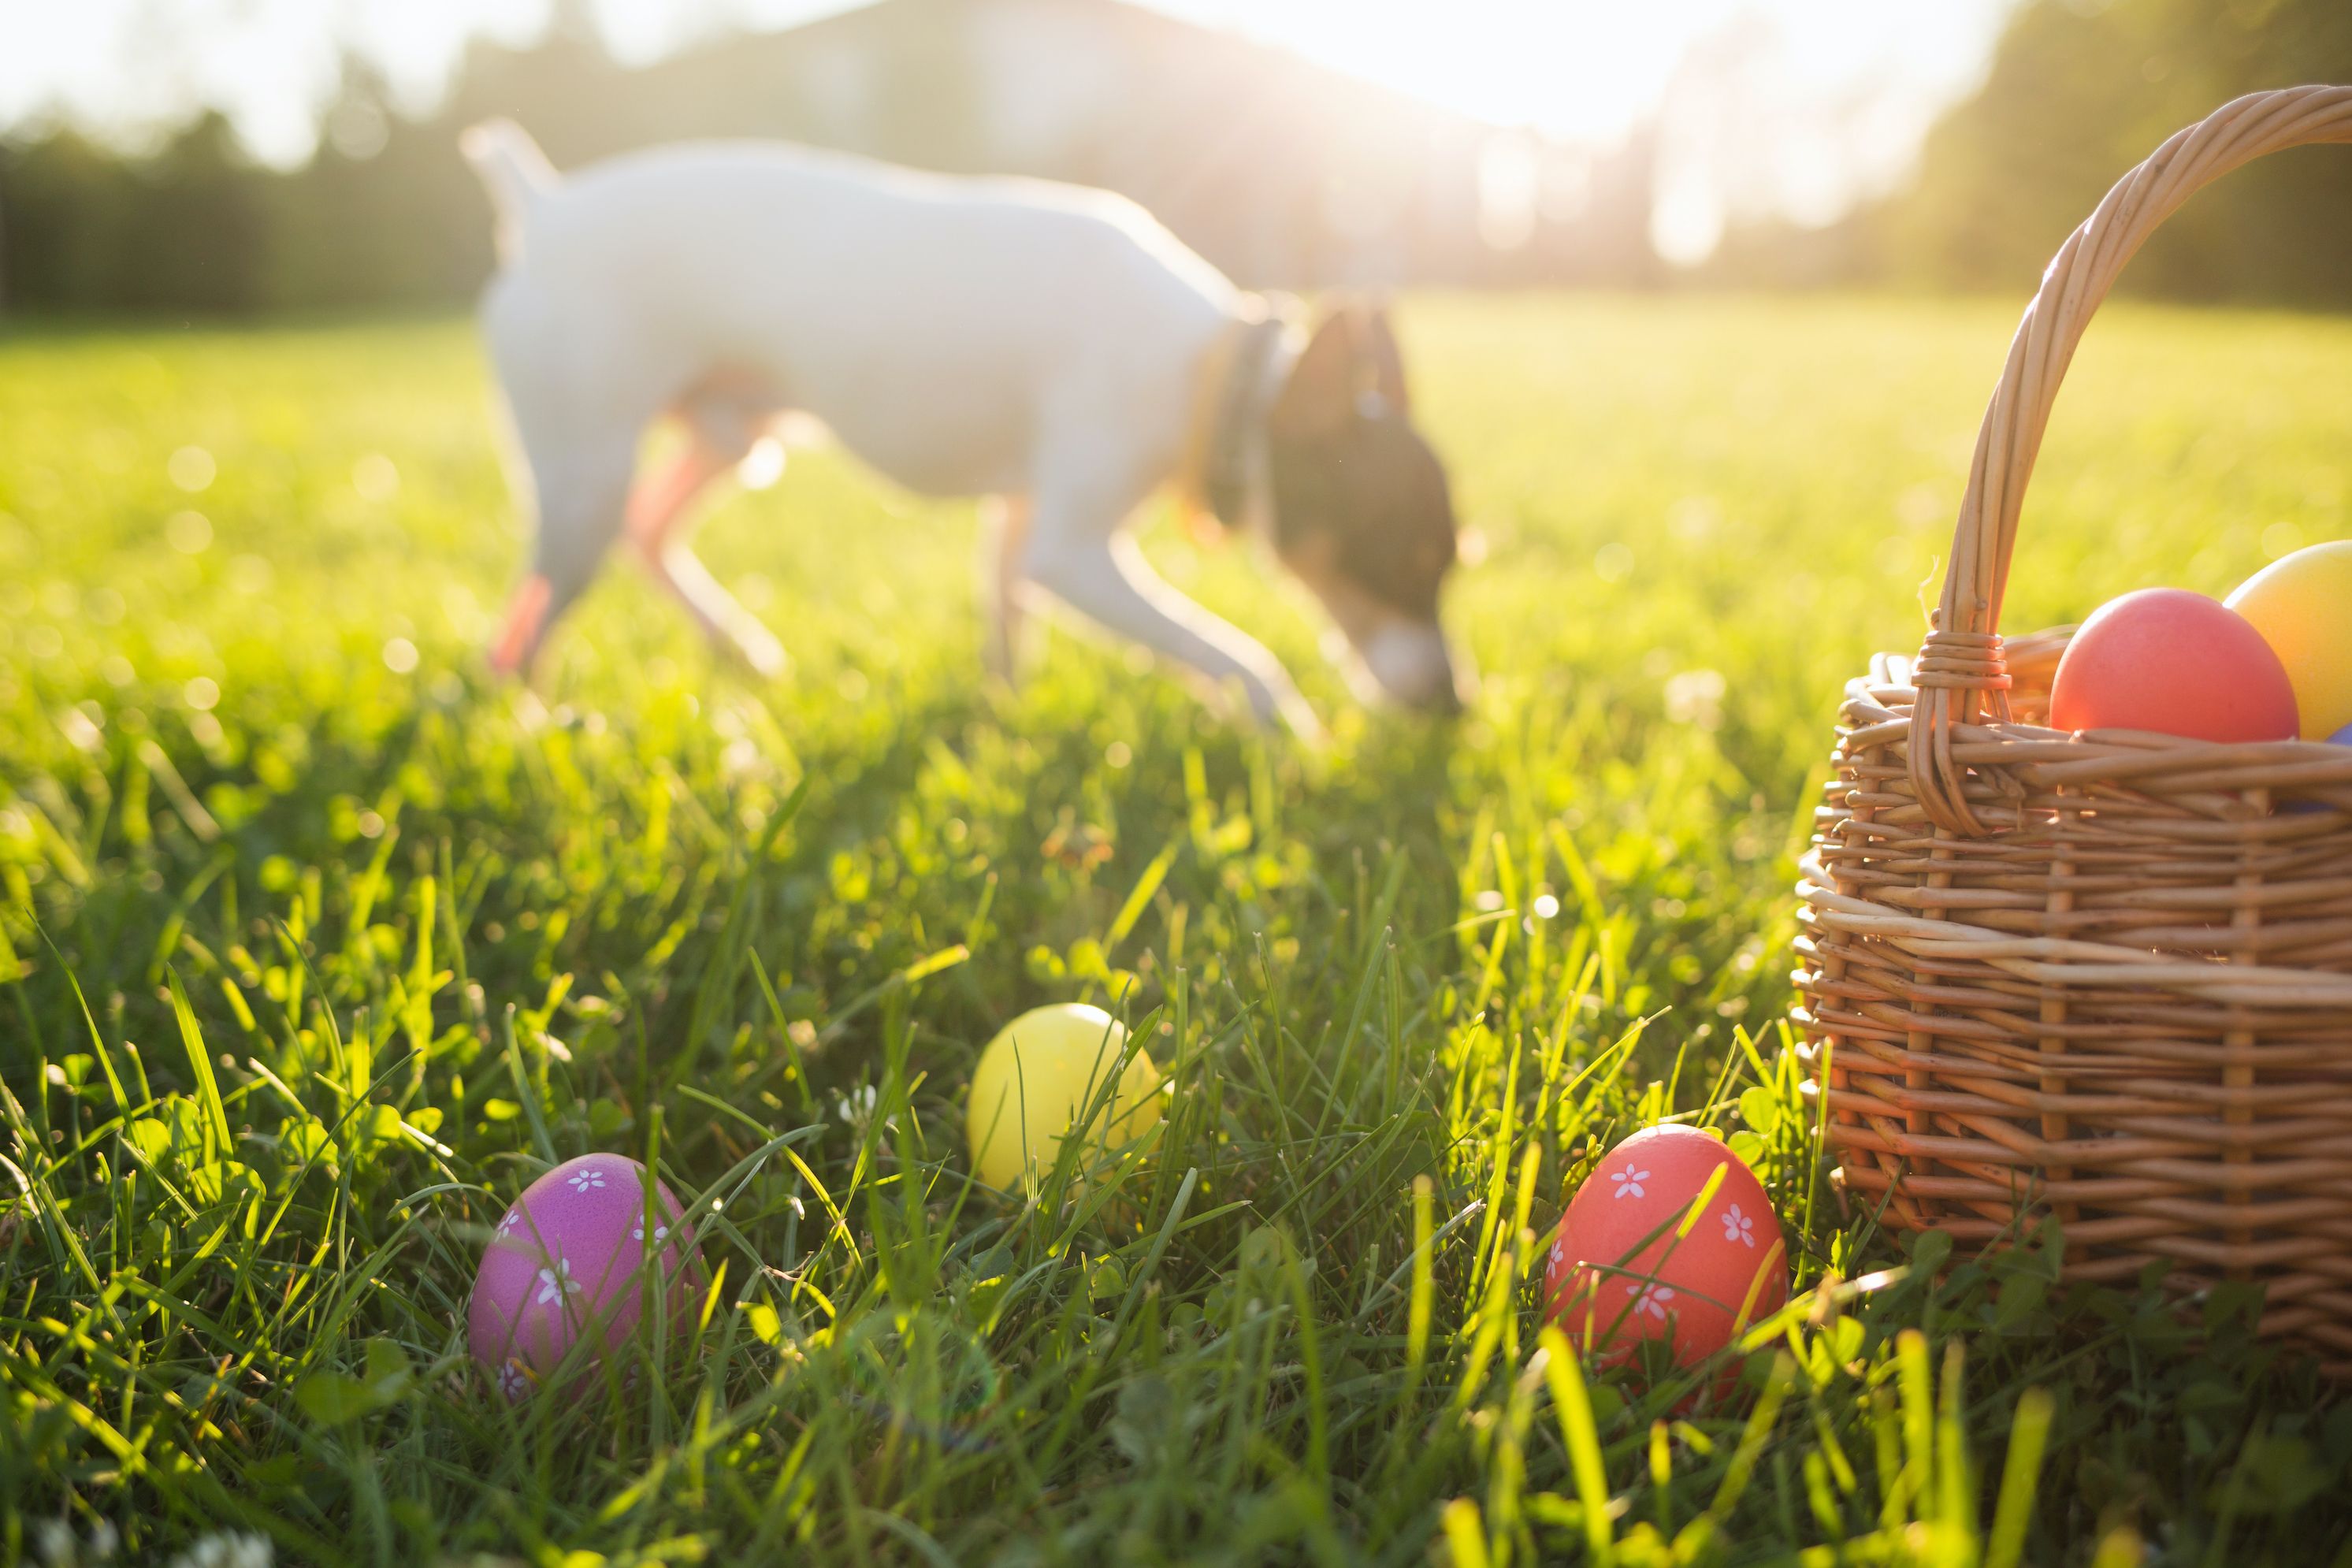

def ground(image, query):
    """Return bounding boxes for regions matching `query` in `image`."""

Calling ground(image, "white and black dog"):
[464,121,1471,732]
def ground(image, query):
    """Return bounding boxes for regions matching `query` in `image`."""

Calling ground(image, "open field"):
[3,295,2350,1565]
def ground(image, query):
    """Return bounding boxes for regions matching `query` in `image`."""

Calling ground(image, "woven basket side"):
[1797,644,2352,1377]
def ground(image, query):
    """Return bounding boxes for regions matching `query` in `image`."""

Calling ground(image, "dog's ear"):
[1272,306,1362,441]
[1362,305,1410,420]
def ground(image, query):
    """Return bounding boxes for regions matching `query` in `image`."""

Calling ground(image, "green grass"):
[3,295,2350,1566]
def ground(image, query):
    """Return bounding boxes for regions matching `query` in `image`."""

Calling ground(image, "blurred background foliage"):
[0,0,1656,315]
[1715,0,2352,301]
[6,0,2352,318]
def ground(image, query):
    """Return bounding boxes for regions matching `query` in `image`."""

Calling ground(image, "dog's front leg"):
[648,543,789,678]
[1023,516,1319,738]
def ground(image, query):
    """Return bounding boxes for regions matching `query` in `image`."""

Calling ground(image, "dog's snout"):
[1418,648,1474,715]
[1361,621,1469,712]
[1440,641,1479,712]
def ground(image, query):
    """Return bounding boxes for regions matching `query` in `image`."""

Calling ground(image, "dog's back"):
[470,128,1232,494]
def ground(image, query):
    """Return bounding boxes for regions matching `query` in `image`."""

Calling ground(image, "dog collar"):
[1179,299,1295,540]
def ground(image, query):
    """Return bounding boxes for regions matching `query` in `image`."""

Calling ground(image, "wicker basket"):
[1792,86,2352,1376]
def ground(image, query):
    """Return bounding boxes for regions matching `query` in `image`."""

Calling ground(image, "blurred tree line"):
[0,0,1650,317]
[4,0,2346,317]
[1715,0,2352,306]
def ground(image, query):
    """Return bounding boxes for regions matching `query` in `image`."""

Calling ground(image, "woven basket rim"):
[1845,660,2352,767]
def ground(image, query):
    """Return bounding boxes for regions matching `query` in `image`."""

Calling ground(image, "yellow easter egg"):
[966,1004,1161,1191]
[2226,541,2352,741]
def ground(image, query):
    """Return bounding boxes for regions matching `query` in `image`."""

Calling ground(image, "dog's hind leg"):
[483,285,651,677]
[627,392,789,678]
[978,493,1034,686]
[490,423,637,678]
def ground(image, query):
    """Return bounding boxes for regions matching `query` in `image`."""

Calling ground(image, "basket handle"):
[1907,85,2352,834]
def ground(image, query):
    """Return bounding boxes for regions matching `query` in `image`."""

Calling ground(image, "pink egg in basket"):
[469,1153,703,1403]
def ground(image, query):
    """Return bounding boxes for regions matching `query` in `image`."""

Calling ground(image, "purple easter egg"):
[2332,723,2352,746]
[469,1154,700,1403]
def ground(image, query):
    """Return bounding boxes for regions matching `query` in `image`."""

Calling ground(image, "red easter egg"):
[1544,1126,1789,1380]
[2047,589,2298,743]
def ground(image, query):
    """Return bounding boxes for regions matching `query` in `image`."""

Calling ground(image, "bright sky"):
[0,0,2012,262]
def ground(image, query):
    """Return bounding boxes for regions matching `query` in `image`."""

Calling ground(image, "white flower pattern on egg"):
[1721,1203,1756,1248]
[499,1361,529,1401]
[534,1257,580,1306]
[632,1220,669,1247]
[496,1209,520,1236]
[1626,1281,1675,1321]
[567,1166,608,1194]
[1610,1162,1651,1200]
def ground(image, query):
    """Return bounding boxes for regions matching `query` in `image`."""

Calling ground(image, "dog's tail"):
[461,119,555,266]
